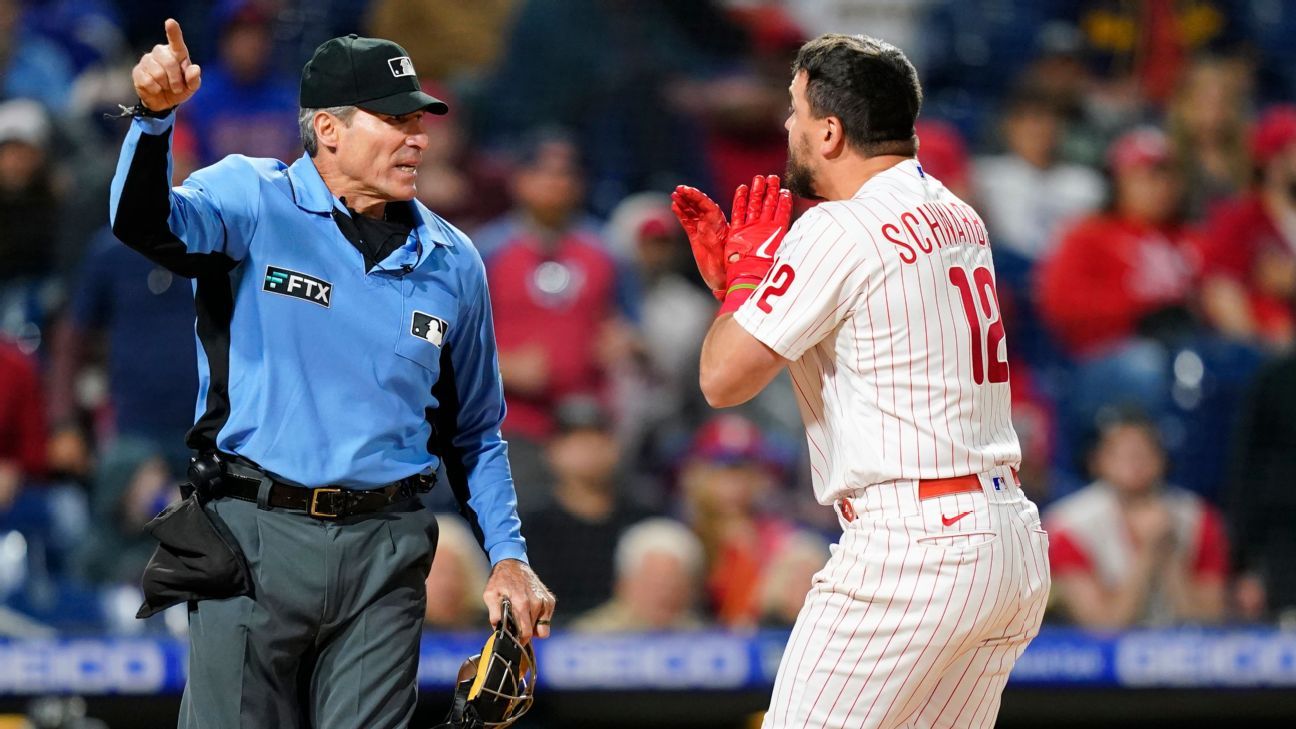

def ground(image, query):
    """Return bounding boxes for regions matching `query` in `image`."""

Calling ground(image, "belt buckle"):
[309,487,342,518]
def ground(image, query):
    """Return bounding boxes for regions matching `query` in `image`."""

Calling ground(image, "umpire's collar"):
[286,153,455,249]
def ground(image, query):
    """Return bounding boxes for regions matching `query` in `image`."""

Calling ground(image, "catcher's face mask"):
[437,598,536,729]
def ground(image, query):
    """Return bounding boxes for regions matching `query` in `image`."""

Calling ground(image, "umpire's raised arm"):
[110,19,257,276]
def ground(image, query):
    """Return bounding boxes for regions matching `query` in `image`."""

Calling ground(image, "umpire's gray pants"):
[178,495,438,729]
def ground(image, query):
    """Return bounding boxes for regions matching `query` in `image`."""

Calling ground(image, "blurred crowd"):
[3,0,1296,640]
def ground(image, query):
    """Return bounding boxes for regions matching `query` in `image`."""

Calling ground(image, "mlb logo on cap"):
[388,56,415,78]
[300,35,448,116]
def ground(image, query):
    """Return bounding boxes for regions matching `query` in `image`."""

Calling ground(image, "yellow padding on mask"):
[468,633,498,700]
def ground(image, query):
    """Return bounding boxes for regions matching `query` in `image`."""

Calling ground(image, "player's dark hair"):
[792,34,922,158]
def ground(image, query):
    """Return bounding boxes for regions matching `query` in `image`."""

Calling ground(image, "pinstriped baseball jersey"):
[734,159,1021,504]
[735,163,1049,729]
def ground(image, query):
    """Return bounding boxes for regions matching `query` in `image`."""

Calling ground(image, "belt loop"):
[255,475,274,510]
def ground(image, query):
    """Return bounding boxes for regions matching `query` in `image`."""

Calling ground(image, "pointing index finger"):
[165,19,189,62]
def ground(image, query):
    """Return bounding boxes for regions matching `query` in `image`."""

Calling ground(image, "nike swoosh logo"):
[755,227,783,258]
[941,511,972,527]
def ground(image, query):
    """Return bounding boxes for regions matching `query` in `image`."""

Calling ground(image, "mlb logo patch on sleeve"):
[411,311,448,347]
[263,266,332,307]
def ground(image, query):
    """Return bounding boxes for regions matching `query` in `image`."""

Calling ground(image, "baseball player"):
[115,20,554,728]
[673,34,1050,728]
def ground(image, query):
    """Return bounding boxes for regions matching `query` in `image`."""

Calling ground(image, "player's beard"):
[785,135,822,200]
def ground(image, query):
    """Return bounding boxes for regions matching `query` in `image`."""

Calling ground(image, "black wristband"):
[105,99,176,120]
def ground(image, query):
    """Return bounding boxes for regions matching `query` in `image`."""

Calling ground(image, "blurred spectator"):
[181,1,299,164]
[1045,412,1228,627]
[479,131,634,487]
[423,515,489,631]
[520,397,651,614]
[1038,128,1199,360]
[0,99,59,284]
[757,530,829,629]
[1038,128,1205,449]
[973,83,1104,266]
[365,0,517,85]
[0,338,45,509]
[975,82,1104,368]
[680,414,793,628]
[0,0,75,112]
[603,192,713,467]
[0,338,86,583]
[476,0,742,213]
[45,121,201,481]
[572,517,706,632]
[1226,353,1296,623]
[1014,21,1110,166]
[1167,56,1252,220]
[0,99,62,356]
[1199,106,1296,348]
[412,84,511,232]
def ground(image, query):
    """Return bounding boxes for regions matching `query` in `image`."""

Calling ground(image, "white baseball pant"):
[763,465,1050,729]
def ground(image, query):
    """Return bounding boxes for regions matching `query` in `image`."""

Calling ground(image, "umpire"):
[113,19,555,729]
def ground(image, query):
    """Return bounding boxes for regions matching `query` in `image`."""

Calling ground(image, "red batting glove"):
[671,185,729,299]
[718,174,793,316]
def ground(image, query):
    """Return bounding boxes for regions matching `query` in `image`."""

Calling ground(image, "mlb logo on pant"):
[992,476,1004,491]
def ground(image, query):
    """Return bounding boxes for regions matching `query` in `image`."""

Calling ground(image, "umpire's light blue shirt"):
[109,114,526,564]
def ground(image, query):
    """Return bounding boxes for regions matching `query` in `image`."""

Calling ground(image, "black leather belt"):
[211,457,434,520]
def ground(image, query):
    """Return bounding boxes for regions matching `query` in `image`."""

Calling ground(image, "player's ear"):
[820,116,845,158]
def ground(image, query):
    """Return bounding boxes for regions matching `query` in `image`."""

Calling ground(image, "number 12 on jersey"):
[948,265,1008,385]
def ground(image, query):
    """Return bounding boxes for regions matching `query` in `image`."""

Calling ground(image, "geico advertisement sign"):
[0,640,168,694]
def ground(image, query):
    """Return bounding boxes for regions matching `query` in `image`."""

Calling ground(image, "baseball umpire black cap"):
[300,34,448,116]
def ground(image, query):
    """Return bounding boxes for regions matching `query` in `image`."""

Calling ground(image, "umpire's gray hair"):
[298,105,357,157]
